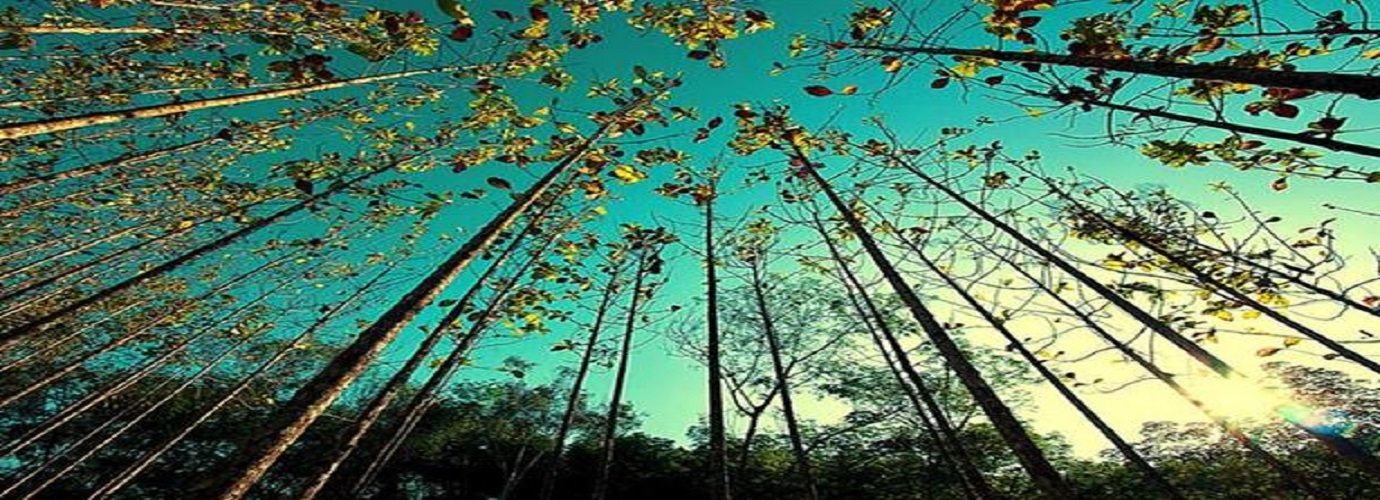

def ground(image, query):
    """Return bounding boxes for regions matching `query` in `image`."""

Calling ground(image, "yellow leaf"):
[1283,337,1302,347]
[1242,310,1261,320]
[610,164,648,184]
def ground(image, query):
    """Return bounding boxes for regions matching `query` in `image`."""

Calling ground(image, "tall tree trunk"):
[0,219,197,304]
[348,233,559,496]
[0,114,312,197]
[591,250,651,500]
[1055,188,1380,374]
[0,65,473,140]
[1064,94,1380,160]
[86,265,396,499]
[894,152,1380,478]
[846,44,1380,99]
[747,262,820,500]
[0,149,428,353]
[0,222,147,284]
[702,188,733,500]
[798,153,1075,498]
[538,258,627,500]
[297,205,568,499]
[986,243,1325,498]
[204,110,635,498]
[815,216,996,499]
[0,255,287,410]
[0,273,294,458]
[890,227,1184,499]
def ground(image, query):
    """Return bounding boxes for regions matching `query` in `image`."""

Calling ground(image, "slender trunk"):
[0,65,472,141]
[892,228,1184,499]
[0,220,195,304]
[0,222,146,284]
[0,255,285,411]
[895,152,1380,478]
[816,216,996,499]
[987,244,1325,498]
[4,318,264,499]
[734,405,768,473]
[206,111,631,499]
[0,82,291,111]
[538,260,626,500]
[0,116,300,197]
[1061,192,1380,374]
[0,274,293,458]
[349,235,558,496]
[0,25,297,37]
[1188,240,1380,320]
[1068,94,1380,160]
[0,149,426,353]
[703,191,733,500]
[87,266,394,499]
[748,262,820,500]
[848,44,1380,99]
[298,206,567,499]
[799,154,1074,498]
[592,251,650,500]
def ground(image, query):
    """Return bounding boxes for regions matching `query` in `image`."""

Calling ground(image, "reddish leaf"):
[493,10,515,21]
[1271,178,1289,191]
[448,26,473,42]
[487,177,512,190]
[1271,103,1300,119]
[804,85,833,96]
[930,78,951,89]
[984,75,1005,85]
[687,50,711,60]
[707,116,724,129]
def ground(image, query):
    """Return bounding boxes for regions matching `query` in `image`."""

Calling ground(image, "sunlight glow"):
[1181,375,1292,422]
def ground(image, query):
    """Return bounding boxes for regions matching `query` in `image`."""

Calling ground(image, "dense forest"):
[0,0,1378,498]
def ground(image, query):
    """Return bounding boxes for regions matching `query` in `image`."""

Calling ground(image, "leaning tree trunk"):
[847,44,1380,99]
[297,205,568,499]
[1064,94,1380,160]
[538,258,627,500]
[0,148,431,353]
[0,255,286,410]
[895,152,1380,479]
[891,227,1184,499]
[815,216,996,500]
[748,261,820,500]
[348,234,559,496]
[1053,187,1380,375]
[206,105,644,498]
[985,243,1325,497]
[0,273,295,458]
[86,265,395,499]
[0,111,323,197]
[797,150,1075,498]
[0,65,474,140]
[591,250,651,500]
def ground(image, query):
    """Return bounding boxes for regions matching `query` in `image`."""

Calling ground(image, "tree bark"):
[207,106,642,498]
[798,153,1075,498]
[703,188,733,500]
[848,44,1380,99]
[0,65,472,141]
[892,229,1184,499]
[538,258,627,500]
[816,216,997,500]
[592,250,651,500]
[297,206,567,499]
[0,149,427,353]
[748,262,820,500]
[87,265,395,499]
